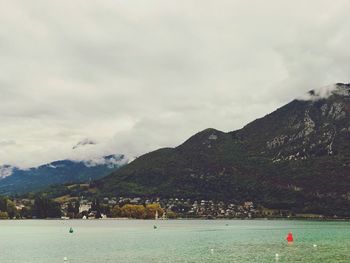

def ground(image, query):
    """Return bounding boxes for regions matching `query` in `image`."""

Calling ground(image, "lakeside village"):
[0,195,329,220]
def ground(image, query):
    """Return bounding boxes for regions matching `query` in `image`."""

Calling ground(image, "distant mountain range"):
[0,154,126,195]
[95,83,350,216]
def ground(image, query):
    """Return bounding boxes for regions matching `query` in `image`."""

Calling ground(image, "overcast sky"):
[1,0,350,168]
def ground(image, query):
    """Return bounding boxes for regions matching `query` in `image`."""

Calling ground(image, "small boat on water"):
[69,227,74,234]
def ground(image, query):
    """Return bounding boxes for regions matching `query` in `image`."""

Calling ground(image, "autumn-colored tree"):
[145,203,164,219]
[120,204,146,219]
[111,205,122,218]
[0,211,9,219]
[166,210,177,219]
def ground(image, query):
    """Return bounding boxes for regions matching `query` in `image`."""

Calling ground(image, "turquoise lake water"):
[0,219,350,262]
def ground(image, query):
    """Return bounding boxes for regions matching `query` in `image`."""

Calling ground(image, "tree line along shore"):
[1,195,346,220]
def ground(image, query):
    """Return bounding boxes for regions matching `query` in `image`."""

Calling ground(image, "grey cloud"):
[297,83,350,101]
[83,155,128,168]
[298,84,337,101]
[0,139,16,146]
[0,165,14,178]
[72,138,97,150]
[1,0,350,167]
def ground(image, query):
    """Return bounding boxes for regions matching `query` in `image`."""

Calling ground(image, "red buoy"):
[286,232,294,243]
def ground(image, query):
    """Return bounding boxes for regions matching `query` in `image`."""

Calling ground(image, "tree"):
[33,195,62,218]
[67,202,75,218]
[91,198,101,212]
[166,210,177,219]
[0,211,8,219]
[74,201,80,215]
[145,203,164,219]
[0,197,18,219]
[91,199,102,218]
[66,201,81,218]
[101,204,110,217]
[0,197,8,212]
[20,207,32,219]
[111,205,121,218]
[121,204,146,219]
[6,200,17,219]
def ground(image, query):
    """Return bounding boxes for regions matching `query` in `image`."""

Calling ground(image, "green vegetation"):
[0,196,18,219]
[0,211,8,219]
[66,201,80,219]
[0,195,62,219]
[32,195,62,218]
[165,210,177,219]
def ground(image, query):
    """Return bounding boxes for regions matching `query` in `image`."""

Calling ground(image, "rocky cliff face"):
[98,83,350,216]
[237,83,350,161]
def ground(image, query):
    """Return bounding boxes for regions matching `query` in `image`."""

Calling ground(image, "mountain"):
[97,83,350,216]
[0,154,126,195]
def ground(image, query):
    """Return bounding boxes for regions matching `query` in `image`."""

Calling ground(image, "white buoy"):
[210,248,214,254]
[63,257,68,261]
[313,244,317,248]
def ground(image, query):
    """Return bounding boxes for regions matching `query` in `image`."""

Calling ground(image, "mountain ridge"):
[95,83,350,216]
[0,154,127,195]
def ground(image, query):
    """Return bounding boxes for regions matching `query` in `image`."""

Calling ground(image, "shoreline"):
[1,217,350,221]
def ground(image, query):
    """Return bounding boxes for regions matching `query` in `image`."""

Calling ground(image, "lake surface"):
[0,219,349,262]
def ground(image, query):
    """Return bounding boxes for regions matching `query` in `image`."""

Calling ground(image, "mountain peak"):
[98,82,350,217]
[177,128,229,152]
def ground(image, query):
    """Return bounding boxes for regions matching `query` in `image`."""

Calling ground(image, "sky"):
[1,0,350,168]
